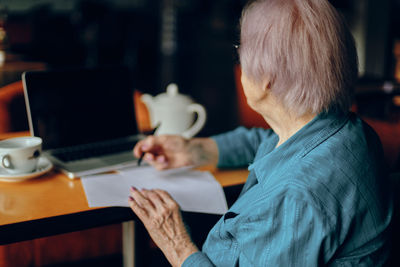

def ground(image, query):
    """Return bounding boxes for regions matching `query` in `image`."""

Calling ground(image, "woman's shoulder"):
[299,112,385,177]
[257,114,388,214]
[248,111,390,220]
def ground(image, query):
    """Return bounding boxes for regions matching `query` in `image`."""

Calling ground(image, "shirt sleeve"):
[211,127,274,168]
[182,251,215,267]
[227,194,334,266]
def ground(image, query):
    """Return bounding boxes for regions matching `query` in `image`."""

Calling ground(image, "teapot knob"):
[166,83,178,96]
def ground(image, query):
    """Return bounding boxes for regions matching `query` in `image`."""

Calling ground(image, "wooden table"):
[0,166,248,244]
[0,131,248,266]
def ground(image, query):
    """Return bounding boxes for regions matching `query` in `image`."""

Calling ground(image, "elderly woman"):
[130,0,392,266]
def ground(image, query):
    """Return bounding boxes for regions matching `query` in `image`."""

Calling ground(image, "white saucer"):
[0,157,53,182]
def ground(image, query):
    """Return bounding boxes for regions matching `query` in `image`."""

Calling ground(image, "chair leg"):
[122,221,135,267]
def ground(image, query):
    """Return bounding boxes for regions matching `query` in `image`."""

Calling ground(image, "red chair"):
[0,80,25,133]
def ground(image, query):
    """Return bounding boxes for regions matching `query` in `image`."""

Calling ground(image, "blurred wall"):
[0,0,398,135]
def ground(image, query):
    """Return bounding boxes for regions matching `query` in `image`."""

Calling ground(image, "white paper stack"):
[81,166,228,215]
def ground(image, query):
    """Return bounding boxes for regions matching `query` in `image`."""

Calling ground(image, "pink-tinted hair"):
[239,0,358,116]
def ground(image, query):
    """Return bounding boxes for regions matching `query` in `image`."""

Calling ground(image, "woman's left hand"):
[129,187,199,267]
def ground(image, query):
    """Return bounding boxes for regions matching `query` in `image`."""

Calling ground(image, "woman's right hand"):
[133,135,218,170]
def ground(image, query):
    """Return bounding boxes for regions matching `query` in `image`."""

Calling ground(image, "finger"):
[154,190,180,209]
[133,139,147,157]
[133,141,145,158]
[133,137,156,158]
[152,155,169,170]
[144,152,155,161]
[144,189,168,211]
[130,187,156,211]
[142,154,166,170]
[145,154,169,168]
[153,189,173,200]
[128,196,149,220]
[144,153,169,168]
[156,154,167,164]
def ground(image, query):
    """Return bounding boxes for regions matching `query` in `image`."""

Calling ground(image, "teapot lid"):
[155,83,192,106]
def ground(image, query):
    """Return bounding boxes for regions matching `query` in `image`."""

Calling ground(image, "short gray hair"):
[239,0,358,116]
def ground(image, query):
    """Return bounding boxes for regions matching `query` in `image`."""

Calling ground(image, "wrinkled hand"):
[129,187,198,267]
[134,135,192,170]
[133,135,218,170]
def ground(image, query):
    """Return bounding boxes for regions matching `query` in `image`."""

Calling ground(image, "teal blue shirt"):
[183,112,392,266]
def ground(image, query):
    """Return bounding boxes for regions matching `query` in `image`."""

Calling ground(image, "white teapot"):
[141,83,207,138]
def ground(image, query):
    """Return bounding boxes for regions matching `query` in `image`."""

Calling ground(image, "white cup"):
[0,137,42,174]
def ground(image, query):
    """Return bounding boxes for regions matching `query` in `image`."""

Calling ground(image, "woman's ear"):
[262,80,271,92]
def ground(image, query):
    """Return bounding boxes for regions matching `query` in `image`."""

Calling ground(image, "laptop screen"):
[23,67,138,150]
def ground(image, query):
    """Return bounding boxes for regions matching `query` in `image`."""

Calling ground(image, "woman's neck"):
[259,97,316,148]
[270,112,316,147]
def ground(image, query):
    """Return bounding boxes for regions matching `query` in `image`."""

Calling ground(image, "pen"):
[137,123,160,166]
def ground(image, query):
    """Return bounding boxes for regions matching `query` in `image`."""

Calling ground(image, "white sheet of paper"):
[81,166,228,215]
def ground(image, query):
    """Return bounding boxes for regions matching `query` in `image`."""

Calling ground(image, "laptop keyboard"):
[52,139,138,162]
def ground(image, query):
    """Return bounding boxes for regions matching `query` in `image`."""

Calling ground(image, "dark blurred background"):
[0,0,399,135]
[0,0,245,136]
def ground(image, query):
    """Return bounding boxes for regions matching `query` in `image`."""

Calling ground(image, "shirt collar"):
[248,111,351,185]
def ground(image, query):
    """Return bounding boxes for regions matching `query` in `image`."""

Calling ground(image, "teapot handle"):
[182,104,207,138]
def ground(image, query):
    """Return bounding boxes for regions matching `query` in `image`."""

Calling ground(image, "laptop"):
[23,67,144,179]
